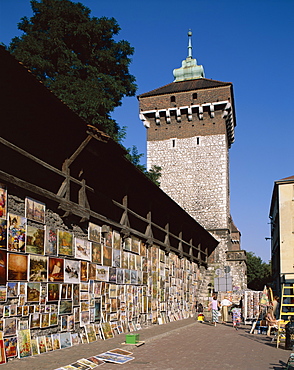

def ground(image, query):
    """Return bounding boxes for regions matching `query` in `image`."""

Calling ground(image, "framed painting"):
[112,230,121,250]
[7,253,28,281]
[3,318,17,337]
[4,336,17,358]
[40,313,50,328]
[112,249,121,268]
[109,267,117,283]
[7,213,26,253]
[67,314,74,331]
[121,251,128,269]
[74,306,80,322]
[102,245,112,267]
[88,222,101,243]
[73,284,80,306]
[45,227,57,256]
[7,281,18,298]
[140,241,147,257]
[0,339,6,365]
[45,335,53,352]
[51,333,61,351]
[77,358,98,369]
[26,282,41,302]
[129,254,136,270]
[61,315,68,331]
[25,197,45,224]
[64,259,80,283]
[60,332,72,349]
[28,254,47,282]
[88,263,96,280]
[131,236,140,254]
[80,261,88,282]
[37,336,46,354]
[104,231,113,248]
[91,242,102,264]
[123,237,131,252]
[0,250,6,285]
[80,311,90,327]
[26,225,45,255]
[29,313,40,329]
[57,230,73,256]
[49,312,58,326]
[30,336,39,356]
[87,356,105,366]
[58,300,73,315]
[100,322,114,340]
[0,219,7,248]
[116,268,124,284]
[67,283,72,299]
[47,283,60,301]
[71,332,80,346]
[17,329,32,358]
[96,266,108,282]
[0,185,7,219]
[75,238,91,261]
[48,257,64,282]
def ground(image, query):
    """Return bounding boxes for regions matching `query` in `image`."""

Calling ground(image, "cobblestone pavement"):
[3,318,292,369]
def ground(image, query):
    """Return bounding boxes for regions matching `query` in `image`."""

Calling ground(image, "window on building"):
[171,138,177,148]
[192,93,198,100]
[170,96,176,103]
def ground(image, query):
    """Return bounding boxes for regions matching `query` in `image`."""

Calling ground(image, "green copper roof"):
[173,30,205,82]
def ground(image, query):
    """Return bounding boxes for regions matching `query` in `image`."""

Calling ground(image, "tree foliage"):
[8,0,137,140]
[246,251,272,291]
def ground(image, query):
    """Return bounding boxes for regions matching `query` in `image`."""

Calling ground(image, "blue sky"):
[1,0,293,262]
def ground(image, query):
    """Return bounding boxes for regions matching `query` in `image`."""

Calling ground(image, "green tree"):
[246,251,272,291]
[8,0,137,140]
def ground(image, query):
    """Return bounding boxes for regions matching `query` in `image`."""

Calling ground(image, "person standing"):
[221,296,232,324]
[209,294,220,326]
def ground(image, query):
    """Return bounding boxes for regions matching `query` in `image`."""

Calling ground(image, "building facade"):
[270,175,294,295]
[138,32,247,295]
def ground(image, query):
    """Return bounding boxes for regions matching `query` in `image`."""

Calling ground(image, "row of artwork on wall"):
[0,184,200,364]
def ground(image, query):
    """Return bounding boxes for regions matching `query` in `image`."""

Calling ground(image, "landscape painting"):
[28,255,47,282]
[25,197,45,224]
[57,230,73,256]
[75,238,91,261]
[25,225,45,255]
[88,222,101,243]
[7,253,28,281]
[26,282,41,302]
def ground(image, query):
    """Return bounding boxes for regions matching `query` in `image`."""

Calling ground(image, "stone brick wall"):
[147,133,229,230]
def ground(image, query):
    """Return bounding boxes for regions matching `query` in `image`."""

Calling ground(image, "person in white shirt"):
[221,296,232,323]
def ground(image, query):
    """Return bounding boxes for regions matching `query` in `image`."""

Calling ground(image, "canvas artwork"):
[29,313,40,329]
[45,227,57,255]
[67,284,73,299]
[112,231,121,250]
[26,225,45,255]
[28,254,47,282]
[91,242,102,264]
[140,241,147,257]
[96,266,108,282]
[80,311,90,327]
[95,351,134,364]
[48,257,64,282]
[94,300,101,322]
[52,333,61,351]
[0,219,7,248]
[108,267,116,283]
[112,249,120,268]
[80,261,88,282]
[0,185,7,219]
[116,268,123,284]
[30,336,39,356]
[26,282,41,302]
[108,348,133,356]
[80,301,90,312]
[124,269,131,285]
[100,322,113,340]
[4,336,17,358]
[25,198,45,224]
[88,263,96,280]
[60,283,67,299]
[87,356,105,366]
[64,259,80,283]
[3,318,17,337]
[123,237,131,251]
[47,283,60,301]
[129,254,136,270]
[0,250,6,285]
[67,314,75,331]
[88,222,101,243]
[18,329,32,358]
[131,236,140,254]
[57,230,73,256]
[50,312,58,326]
[7,253,28,281]
[37,336,46,354]
[10,304,17,316]
[40,313,50,328]
[74,307,80,323]
[45,335,53,352]
[75,238,91,261]
[7,213,26,253]
[61,315,68,331]
[0,339,6,365]
[73,284,80,306]
[7,282,18,298]
[121,251,128,269]
[85,324,96,343]
[58,300,73,315]
[60,332,72,349]
[71,332,80,346]
[104,231,112,248]
[18,319,28,330]
[102,245,112,267]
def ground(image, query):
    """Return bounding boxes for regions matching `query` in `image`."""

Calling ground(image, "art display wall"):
[0,183,201,364]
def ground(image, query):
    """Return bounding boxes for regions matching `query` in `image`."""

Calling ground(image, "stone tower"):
[138,31,247,295]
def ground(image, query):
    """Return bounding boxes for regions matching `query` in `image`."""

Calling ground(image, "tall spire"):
[173,30,205,82]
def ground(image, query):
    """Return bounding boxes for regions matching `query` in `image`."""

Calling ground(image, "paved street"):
[3,318,292,369]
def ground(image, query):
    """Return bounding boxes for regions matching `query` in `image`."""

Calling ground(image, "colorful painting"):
[77,358,98,368]
[75,238,91,261]
[88,222,101,243]
[116,268,123,284]
[131,236,140,254]
[58,300,73,315]
[4,336,17,358]
[57,230,73,256]
[26,282,41,302]
[7,253,28,281]
[100,322,114,340]
[71,332,80,346]
[48,257,64,282]
[0,185,7,219]
[104,231,112,248]
[95,352,134,364]
[7,213,26,252]
[109,267,117,283]
[91,242,102,264]
[28,254,47,281]
[17,329,32,358]
[0,339,6,364]
[112,230,121,250]
[29,313,40,329]
[7,282,18,297]
[25,225,45,255]
[80,311,90,327]
[64,259,80,283]
[52,333,61,350]
[88,263,96,280]
[45,335,53,351]
[0,250,6,285]
[102,245,112,267]
[30,336,39,356]
[25,197,45,224]
[80,260,88,282]
[37,336,46,354]
[40,313,50,328]
[96,266,108,282]
[45,227,57,255]
[3,318,17,337]
[0,219,7,248]
[123,237,131,251]
[60,332,72,349]
[50,312,58,326]
[73,284,80,306]
[47,283,60,301]
[112,249,121,268]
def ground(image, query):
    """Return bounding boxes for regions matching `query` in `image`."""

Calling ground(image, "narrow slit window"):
[171,138,177,148]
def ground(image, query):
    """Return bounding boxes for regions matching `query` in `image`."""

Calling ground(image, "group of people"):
[208,294,242,329]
